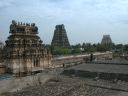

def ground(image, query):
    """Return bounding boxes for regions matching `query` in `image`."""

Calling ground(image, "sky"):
[0,0,128,44]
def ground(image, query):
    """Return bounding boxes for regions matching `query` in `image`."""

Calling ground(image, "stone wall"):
[52,52,113,68]
[4,57,52,74]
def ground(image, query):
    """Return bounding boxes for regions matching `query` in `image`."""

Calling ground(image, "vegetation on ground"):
[44,43,128,56]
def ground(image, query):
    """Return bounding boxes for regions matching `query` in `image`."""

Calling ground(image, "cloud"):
[0,0,15,9]
[1,0,128,22]
[0,0,128,44]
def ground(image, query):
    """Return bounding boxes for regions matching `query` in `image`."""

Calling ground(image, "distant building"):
[0,42,4,63]
[101,35,112,45]
[0,42,4,49]
[3,20,52,75]
[51,24,70,48]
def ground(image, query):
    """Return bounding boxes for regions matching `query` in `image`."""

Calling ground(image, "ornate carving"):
[34,26,38,32]
[12,20,17,25]
[7,20,48,73]
[25,26,31,32]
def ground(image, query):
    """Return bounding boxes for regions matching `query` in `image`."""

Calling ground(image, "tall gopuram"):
[101,35,112,45]
[3,20,52,75]
[51,24,70,48]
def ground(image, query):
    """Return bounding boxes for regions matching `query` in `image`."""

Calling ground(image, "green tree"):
[124,44,128,52]
[51,46,71,55]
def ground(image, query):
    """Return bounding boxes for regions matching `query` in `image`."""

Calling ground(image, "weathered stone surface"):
[2,75,128,96]
[64,63,128,81]
[0,73,54,94]
[66,63,128,74]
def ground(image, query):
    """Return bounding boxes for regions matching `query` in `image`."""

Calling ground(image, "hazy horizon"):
[0,0,128,45]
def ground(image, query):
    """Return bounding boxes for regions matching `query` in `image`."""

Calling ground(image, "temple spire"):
[51,24,70,48]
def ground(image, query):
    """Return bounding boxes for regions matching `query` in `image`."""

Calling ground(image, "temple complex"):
[51,24,70,48]
[3,20,52,75]
[101,35,112,45]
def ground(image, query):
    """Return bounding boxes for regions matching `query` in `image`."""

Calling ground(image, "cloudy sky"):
[0,0,128,44]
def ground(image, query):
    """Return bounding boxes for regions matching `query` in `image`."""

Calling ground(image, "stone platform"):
[63,63,128,81]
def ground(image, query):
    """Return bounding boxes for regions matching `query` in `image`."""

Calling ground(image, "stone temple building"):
[51,24,70,48]
[3,20,52,75]
[101,35,112,45]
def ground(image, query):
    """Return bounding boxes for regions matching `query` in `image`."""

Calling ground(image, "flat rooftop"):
[67,63,128,74]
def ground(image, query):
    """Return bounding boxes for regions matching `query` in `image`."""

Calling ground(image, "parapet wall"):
[52,52,113,68]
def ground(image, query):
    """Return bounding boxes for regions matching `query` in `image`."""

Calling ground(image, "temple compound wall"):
[3,20,52,75]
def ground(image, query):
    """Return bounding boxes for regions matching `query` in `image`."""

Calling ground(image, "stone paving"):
[67,63,128,74]
[1,75,128,96]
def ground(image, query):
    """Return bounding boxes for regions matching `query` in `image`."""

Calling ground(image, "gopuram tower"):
[4,20,52,75]
[101,35,112,45]
[51,24,70,48]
